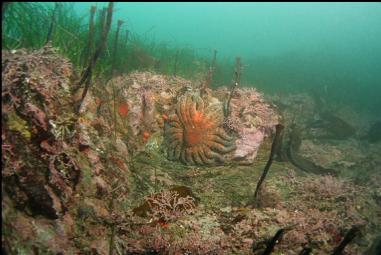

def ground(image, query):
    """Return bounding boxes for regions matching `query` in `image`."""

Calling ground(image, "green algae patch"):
[7,110,32,140]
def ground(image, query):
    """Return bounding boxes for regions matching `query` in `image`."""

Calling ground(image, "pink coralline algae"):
[234,127,266,161]
[225,88,280,163]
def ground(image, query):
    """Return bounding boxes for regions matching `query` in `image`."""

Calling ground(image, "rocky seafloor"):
[2,47,381,254]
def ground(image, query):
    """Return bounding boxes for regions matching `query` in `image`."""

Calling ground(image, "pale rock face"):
[234,128,265,161]
[224,88,279,164]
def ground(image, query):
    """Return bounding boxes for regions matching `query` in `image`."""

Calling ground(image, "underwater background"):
[80,2,381,114]
[3,2,381,114]
[2,2,381,255]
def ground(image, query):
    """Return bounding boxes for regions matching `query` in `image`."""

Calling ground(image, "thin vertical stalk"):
[202,49,217,93]
[173,50,179,76]
[251,124,284,207]
[108,181,119,255]
[125,29,129,48]
[99,7,107,32]
[331,226,360,255]
[225,57,241,117]
[46,2,59,44]
[211,49,217,72]
[124,29,129,70]
[76,2,113,114]
[111,19,124,76]
[112,82,117,140]
[83,5,96,67]
[260,228,285,255]
[2,2,10,23]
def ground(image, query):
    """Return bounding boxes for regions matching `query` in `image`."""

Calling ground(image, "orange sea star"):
[164,92,235,165]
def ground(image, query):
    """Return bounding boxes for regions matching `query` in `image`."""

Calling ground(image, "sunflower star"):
[164,92,236,165]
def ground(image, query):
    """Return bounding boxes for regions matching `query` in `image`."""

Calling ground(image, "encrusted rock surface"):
[2,48,380,255]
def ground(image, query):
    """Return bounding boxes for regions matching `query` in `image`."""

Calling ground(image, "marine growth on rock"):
[164,92,236,165]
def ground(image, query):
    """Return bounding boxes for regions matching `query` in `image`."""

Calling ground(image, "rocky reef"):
[2,48,381,255]
[2,46,78,219]
[102,70,280,166]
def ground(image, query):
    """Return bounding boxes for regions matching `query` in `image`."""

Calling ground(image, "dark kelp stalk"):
[250,124,284,208]
[225,56,241,117]
[331,226,361,255]
[76,2,113,113]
